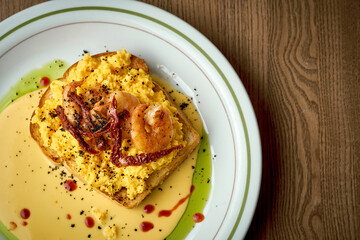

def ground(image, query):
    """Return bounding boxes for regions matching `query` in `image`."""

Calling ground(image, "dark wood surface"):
[1,0,359,239]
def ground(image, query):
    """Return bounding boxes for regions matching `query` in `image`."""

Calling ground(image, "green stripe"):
[0,6,251,239]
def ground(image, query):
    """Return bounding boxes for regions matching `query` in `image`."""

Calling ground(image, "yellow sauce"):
[0,84,202,239]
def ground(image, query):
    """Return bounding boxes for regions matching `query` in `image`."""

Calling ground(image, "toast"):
[30,51,200,208]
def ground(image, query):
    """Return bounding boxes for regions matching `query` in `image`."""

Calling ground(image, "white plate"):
[0,0,261,239]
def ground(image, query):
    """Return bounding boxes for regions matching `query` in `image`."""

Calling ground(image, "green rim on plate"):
[0,6,251,239]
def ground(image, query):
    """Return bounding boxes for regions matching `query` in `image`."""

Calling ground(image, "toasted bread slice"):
[30,52,200,208]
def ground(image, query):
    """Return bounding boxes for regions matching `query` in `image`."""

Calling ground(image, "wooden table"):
[1,0,359,239]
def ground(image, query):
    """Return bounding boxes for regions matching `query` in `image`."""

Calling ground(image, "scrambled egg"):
[91,208,107,224]
[31,50,186,199]
[103,225,117,240]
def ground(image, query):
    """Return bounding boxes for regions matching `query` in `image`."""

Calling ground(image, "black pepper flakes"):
[49,111,57,118]
[179,102,189,110]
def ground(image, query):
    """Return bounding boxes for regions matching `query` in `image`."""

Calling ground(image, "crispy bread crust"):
[30,52,200,208]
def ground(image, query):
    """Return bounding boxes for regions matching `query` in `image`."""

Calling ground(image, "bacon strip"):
[67,91,95,131]
[112,145,184,167]
[56,105,98,154]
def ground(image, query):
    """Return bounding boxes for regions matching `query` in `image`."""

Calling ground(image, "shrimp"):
[129,55,149,73]
[108,97,182,167]
[90,91,140,138]
[62,81,103,129]
[130,103,174,153]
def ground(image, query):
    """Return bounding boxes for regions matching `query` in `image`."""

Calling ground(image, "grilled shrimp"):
[130,103,174,153]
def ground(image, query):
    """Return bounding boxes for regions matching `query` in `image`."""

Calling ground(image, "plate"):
[0,0,261,239]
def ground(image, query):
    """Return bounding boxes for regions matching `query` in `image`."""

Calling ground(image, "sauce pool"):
[0,79,210,239]
[40,76,51,87]
[20,208,30,219]
[192,213,205,223]
[9,222,17,230]
[84,216,95,228]
[64,180,77,191]
[140,221,154,232]
[144,204,155,214]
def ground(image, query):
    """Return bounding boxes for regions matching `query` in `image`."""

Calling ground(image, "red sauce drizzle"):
[84,216,95,228]
[20,208,30,219]
[64,180,77,191]
[144,204,155,214]
[158,185,194,217]
[193,213,205,223]
[158,209,171,217]
[22,221,28,226]
[66,214,72,220]
[9,222,17,230]
[40,76,51,87]
[140,221,154,232]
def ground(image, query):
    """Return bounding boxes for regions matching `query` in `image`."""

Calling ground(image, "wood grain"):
[1,0,359,239]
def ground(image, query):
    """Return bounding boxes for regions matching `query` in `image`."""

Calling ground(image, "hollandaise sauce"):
[0,65,211,240]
